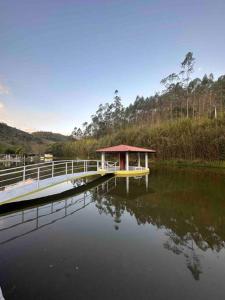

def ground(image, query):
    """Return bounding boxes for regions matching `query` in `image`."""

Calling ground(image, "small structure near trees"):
[96,144,156,175]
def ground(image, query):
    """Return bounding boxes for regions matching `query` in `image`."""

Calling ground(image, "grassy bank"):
[151,159,225,169]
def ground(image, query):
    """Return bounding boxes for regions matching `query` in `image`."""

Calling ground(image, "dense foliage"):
[51,117,225,161]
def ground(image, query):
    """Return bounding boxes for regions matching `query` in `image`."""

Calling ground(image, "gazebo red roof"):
[96,144,156,153]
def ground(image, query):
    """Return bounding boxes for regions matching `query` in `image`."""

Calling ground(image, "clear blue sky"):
[0,0,225,134]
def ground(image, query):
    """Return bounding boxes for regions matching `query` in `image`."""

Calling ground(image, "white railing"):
[0,160,104,191]
[0,160,148,191]
[129,166,147,171]
[104,161,120,172]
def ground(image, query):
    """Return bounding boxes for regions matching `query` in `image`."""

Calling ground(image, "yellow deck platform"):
[114,168,149,176]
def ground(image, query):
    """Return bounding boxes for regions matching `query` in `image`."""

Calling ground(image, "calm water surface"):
[1,167,225,299]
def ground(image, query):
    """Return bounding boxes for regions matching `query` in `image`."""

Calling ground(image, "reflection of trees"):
[186,254,202,281]
[93,193,125,227]
[92,172,225,280]
[92,176,152,230]
[164,230,202,280]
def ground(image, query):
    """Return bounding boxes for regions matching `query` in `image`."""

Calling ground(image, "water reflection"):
[1,169,225,284]
[0,161,23,169]
[0,194,90,245]
[0,178,116,245]
[125,174,149,194]
[91,171,225,281]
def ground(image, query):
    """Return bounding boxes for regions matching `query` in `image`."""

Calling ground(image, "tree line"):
[72,52,225,140]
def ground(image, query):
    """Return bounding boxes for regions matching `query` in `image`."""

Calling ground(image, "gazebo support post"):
[126,176,129,194]
[101,152,105,170]
[138,152,141,167]
[126,152,129,171]
[145,174,148,190]
[145,153,148,169]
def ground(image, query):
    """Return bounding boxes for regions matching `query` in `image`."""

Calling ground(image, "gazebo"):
[96,144,156,175]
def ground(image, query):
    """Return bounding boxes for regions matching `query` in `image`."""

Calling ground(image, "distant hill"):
[0,123,70,154]
[32,131,70,142]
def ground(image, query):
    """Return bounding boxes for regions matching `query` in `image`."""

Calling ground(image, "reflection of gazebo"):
[96,144,156,175]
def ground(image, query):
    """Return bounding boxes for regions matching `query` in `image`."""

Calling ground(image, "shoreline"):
[150,159,225,170]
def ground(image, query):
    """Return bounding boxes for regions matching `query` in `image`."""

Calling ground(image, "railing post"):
[72,160,74,174]
[52,161,54,179]
[37,167,40,187]
[66,162,68,176]
[23,166,26,182]
[86,161,88,172]
[84,161,85,172]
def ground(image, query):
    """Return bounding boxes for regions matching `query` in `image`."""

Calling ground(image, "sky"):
[0,0,225,135]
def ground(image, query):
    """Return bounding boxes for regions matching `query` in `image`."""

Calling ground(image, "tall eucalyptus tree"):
[180,52,195,118]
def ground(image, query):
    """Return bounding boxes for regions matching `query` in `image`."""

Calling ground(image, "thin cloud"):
[0,83,9,95]
[0,101,5,110]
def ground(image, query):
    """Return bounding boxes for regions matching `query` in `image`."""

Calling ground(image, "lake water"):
[0,167,225,299]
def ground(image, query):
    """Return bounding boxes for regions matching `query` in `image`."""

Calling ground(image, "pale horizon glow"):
[0,0,225,135]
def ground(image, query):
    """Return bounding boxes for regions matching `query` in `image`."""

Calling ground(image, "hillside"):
[32,131,70,142]
[0,123,70,154]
